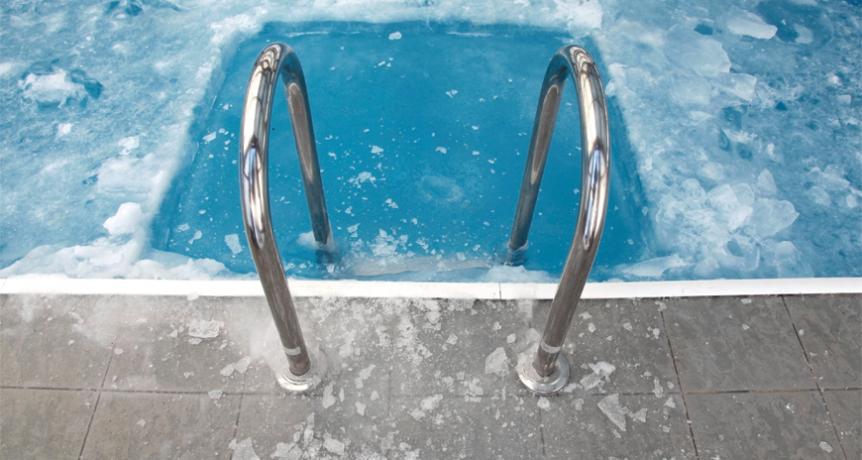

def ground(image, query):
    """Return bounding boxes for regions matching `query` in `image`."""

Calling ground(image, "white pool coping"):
[0,276,859,299]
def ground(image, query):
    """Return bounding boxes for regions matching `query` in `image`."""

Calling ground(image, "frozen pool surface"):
[0,0,860,281]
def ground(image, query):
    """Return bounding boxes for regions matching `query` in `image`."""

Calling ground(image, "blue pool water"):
[151,22,648,281]
[1,1,860,281]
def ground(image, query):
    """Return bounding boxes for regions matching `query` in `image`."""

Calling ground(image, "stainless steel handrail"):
[510,45,611,394]
[240,43,332,392]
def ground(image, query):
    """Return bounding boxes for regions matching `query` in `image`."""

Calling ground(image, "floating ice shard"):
[751,199,799,238]
[726,11,777,39]
[224,234,242,255]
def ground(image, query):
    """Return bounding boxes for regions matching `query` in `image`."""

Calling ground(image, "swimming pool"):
[1,1,860,282]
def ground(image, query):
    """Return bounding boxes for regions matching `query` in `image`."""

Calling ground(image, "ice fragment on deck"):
[220,357,251,377]
[537,397,551,411]
[484,347,508,376]
[421,394,443,411]
[653,378,664,398]
[322,382,336,408]
[410,394,443,420]
[188,319,223,339]
[229,438,260,460]
[355,364,376,389]
[580,361,616,390]
[598,394,627,432]
[323,435,345,456]
[629,407,647,423]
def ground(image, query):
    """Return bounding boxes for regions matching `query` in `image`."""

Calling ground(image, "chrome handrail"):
[240,43,332,392]
[510,46,611,394]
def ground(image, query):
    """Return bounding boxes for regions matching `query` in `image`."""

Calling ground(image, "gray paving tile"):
[687,391,842,459]
[823,390,861,459]
[0,388,98,460]
[785,294,862,389]
[81,391,240,459]
[0,294,113,388]
[387,298,533,398]
[104,296,250,392]
[232,296,393,395]
[234,387,390,458]
[540,393,694,459]
[532,298,679,395]
[664,296,814,392]
[389,393,543,459]
[232,296,530,398]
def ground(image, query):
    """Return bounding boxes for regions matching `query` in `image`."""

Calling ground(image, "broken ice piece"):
[484,347,508,376]
[187,319,223,339]
[597,394,627,432]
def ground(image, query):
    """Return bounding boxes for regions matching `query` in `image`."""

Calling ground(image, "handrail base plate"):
[275,345,328,393]
[517,352,570,395]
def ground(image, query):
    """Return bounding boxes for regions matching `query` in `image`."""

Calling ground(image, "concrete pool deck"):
[0,292,859,459]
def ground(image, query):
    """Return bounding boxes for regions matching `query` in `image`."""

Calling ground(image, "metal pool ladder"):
[239,43,332,392]
[238,42,609,394]
[509,45,611,394]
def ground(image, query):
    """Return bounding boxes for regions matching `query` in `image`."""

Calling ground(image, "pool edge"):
[1,277,859,299]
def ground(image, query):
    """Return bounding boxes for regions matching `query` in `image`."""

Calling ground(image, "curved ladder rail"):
[240,43,333,392]
[509,46,611,394]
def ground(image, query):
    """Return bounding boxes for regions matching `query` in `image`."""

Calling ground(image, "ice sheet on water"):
[596,0,861,279]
